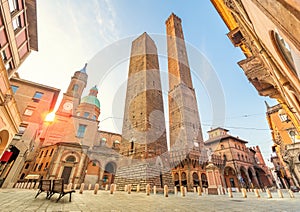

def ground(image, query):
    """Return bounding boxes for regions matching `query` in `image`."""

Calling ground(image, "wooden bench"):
[35,179,52,199]
[48,179,75,202]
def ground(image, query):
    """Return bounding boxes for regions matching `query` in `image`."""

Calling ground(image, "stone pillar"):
[164,185,168,197]
[94,184,99,194]
[206,163,222,195]
[79,183,84,194]
[254,188,260,198]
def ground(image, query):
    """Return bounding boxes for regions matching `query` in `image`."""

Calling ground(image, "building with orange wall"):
[0,76,59,188]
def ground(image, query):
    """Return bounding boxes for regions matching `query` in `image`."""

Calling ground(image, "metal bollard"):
[136,184,140,192]
[153,186,156,195]
[105,184,109,191]
[164,185,168,197]
[94,183,99,194]
[88,184,92,190]
[124,185,128,192]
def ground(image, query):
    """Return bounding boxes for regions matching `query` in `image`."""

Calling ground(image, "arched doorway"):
[181,172,187,187]
[192,172,199,187]
[102,162,116,186]
[255,168,270,188]
[201,173,208,188]
[174,173,180,189]
[224,166,238,189]
[61,155,76,184]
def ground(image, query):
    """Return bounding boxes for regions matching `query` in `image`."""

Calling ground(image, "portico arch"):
[224,166,238,188]
[102,162,116,186]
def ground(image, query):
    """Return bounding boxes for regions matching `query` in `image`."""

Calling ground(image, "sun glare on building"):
[45,112,55,122]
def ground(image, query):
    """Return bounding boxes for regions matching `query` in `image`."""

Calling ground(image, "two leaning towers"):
[114,13,204,190]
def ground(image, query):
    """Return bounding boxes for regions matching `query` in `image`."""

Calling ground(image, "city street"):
[0,188,299,211]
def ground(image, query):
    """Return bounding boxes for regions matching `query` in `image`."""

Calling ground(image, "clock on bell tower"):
[56,64,88,116]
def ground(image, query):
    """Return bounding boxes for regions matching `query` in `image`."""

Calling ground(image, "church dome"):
[81,86,100,108]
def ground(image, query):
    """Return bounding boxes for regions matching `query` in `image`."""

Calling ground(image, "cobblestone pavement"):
[0,188,299,212]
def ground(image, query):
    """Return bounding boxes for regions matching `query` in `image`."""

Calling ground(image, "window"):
[11,85,18,93]
[49,149,54,156]
[44,150,48,157]
[1,51,7,61]
[24,163,29,169]
[72,84,79,95]
[12,16,21,31]
[38,163,43,171]
[100,137,107,146]
[39,151,44,158]
[24,108,34,116]
[77,124,87,138]
[66,155,76,162]
[45,162,49,169]
[5,62,11,70]
[34,164,38,171]
[237,154,240,160]
[33,91,43,101]
[92,115,97,120]
[84,112,89,118]
[221,144,225,150]
[8,0,18,13]
[272,31,300,78]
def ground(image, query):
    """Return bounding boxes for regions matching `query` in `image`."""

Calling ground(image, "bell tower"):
[56,64,88,116]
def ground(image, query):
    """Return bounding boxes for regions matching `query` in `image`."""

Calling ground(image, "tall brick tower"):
[166,13,204,159]
[115,33,173,190]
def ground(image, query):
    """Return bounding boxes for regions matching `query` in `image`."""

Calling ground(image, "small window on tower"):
[77,124,87,138]
[72,84,79,92]
[84,112,90,118]
[11,85,18,93]
[32,91,43,102]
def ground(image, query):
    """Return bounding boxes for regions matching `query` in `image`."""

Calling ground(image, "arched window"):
[66,155,76,163]
[272,31,300,78]
[24,163,29,169]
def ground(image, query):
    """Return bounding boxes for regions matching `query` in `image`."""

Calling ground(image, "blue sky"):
[19,0,277,165]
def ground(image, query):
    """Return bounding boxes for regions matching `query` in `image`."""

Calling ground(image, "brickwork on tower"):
[166,13,204,158]
[115,32,173,191]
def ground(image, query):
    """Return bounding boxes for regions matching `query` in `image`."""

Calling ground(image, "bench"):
[48,179,75,202]
[35,179,52,199]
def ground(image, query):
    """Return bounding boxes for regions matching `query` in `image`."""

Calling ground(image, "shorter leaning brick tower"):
[114,32,173,191]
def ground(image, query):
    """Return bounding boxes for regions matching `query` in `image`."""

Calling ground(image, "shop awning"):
[0,151,13,162]
[25,174,40,180]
